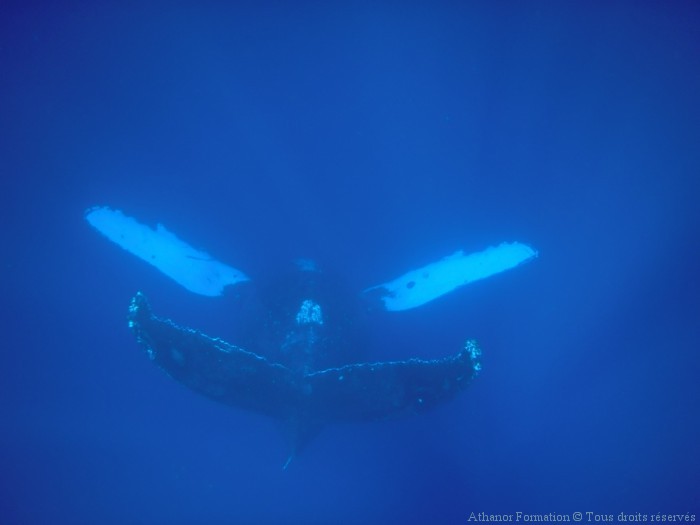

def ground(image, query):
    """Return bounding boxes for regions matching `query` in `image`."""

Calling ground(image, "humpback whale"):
[86,206,537,465]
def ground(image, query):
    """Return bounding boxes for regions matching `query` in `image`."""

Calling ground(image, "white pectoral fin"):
[85,206,249,296]
[364,242,538,311]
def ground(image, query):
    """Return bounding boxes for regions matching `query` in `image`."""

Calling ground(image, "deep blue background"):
[1,3,699,524]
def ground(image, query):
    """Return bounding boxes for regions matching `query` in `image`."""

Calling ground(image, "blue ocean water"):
[1,3,698,524]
